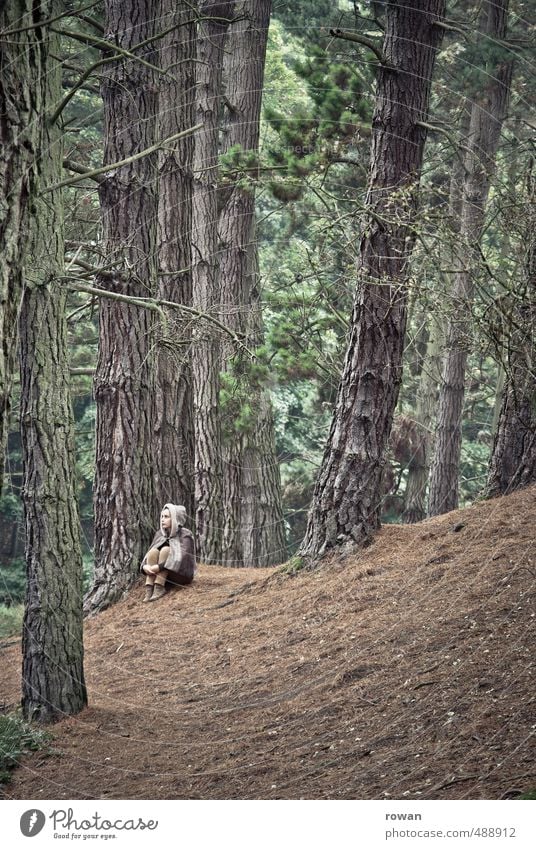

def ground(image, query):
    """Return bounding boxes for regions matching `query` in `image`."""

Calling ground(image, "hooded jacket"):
[141,503,196,585]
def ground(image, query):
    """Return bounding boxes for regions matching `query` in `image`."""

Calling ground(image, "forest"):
[0,0,535,795]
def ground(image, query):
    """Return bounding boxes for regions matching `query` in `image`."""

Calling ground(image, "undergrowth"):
[0,605,23,639]
[278,554,306,575]
[0,712,50,785]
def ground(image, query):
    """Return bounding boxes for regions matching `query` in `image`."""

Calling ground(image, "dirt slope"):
[1,487,535,800]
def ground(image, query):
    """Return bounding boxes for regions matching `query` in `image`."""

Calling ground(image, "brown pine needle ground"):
[1,486,535,800]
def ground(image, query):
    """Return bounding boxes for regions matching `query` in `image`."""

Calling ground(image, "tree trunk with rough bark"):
[0,0,40,496]
[428,0,513,516]
[19,7,86,722]
[86,0,158,613]
[241,254,287,565]
[402,316,443,523]
[192,1,235,563]
[486,182,536,496]
[218,0,286,566]
[402,113,469,524]
[153,1,196,519]
[300,0,445,559]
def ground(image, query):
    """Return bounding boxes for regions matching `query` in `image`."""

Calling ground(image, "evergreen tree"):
[300,0,446,557]
[19,1,86,722]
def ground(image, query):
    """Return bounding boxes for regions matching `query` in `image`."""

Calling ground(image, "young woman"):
[140,503,196,602]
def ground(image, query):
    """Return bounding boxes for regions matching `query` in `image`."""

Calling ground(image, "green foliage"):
[0,556,93,619]
[74,401,96,521]
[264,42,372,198]
[219,351,272,439]
[278,554,306,575]
[0,712,51,785]
[273,0,340,36]
[219,144,261,193]
[0,487,22,521]
[271,384,332,551]
[0,559,26,607]
[0,605,24,639]
[518,789,536,800]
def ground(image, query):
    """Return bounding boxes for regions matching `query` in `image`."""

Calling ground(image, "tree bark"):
[300,0,445,558]
[218,0,286,566]
[402,316,443,523]
[241,254,287,565]
[19,6,86,722]
[401,108,469,524]
[86,0,158,613]
[191,1,235,563]
[153,1,196,519]
[0,0,40,496]
[428,0,513,516]
[486,181,536,496]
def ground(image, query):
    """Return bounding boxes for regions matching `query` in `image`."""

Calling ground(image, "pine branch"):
[0,1,99,35]
[44,124,203,193]
[62,158,103,183]
[62,281,254,356]
[51,53,121,124]
[434,19,470,39]
[328,28,390,66]
[415,121,469,172]
[51,27,167,77]
[67,257,120,279]
[76,14,105,35]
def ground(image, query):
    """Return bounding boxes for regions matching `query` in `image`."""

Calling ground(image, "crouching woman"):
[141,503,196,602]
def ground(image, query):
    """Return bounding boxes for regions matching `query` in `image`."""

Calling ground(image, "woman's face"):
[161,509,172,531]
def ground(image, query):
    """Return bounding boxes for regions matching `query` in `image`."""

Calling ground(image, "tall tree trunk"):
[486,180,536,496]
[241,255,287,565]
[402,112,469,524]
[300,0,445,558]
[86,0,158,613]
[402,316,443,523]
[153,1,196,519]
[218,0,286,565]
[192,1,235,563]
[19,7,86,722]
[0,1,40,496]
[428,0,513,516]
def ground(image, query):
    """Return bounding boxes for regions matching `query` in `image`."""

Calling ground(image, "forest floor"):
[1,487,535,800]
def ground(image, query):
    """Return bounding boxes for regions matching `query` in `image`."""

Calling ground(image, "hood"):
[163,503,187,537]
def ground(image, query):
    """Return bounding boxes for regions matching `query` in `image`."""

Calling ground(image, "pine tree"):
[86,0,159,613]
[19,2,86,722]
[300,0,446,557]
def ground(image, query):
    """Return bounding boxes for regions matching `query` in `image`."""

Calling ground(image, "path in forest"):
[1,487,535,800]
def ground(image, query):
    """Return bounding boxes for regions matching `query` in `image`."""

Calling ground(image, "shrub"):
[0,712,50,785]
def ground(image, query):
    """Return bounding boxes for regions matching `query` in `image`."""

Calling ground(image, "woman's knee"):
[158,546,170,566]
[147,547,160,566]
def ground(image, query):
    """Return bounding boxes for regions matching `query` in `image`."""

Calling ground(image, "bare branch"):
[0,1,99,35]
[52,52,121,124]
[434,19,469,39]
[329,28,389,66]
[44,124,203,193]
[76,14,105,35]
[63,158,103,183]
[51,27,167,77]
[62,281,254,356]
